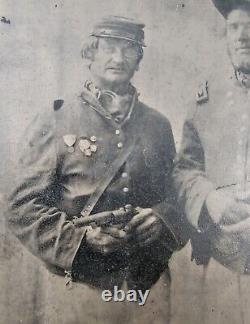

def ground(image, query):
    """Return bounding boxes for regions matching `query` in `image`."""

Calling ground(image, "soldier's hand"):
[124,207,163,246]
[206,190,250,225]
[86,226,128,255]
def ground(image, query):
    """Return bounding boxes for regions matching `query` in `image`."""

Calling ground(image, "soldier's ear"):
[85,58,93,70]
[81,47,95,70]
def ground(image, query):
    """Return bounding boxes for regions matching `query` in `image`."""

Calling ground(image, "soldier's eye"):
[228,23,238,30]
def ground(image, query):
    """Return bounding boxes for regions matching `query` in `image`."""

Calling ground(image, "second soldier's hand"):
[86,226,128,255]
[124,207,163,246]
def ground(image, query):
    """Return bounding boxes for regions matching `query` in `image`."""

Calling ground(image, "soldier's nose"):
[111,48,124,63]
[237,26,249,42]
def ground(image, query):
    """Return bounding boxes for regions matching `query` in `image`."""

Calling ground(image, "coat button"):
[115,129,120,135]
[122,172,128,178]
[117,142,123,148]
[123,187,129,193]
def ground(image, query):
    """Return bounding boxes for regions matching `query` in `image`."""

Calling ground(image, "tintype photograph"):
[1,0,250,323]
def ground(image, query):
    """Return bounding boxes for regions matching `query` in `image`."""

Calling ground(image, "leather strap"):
[80,138,139,217]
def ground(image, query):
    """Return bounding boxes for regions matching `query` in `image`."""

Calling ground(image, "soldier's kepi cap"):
[212,0,250,17]
[91,15,146,47]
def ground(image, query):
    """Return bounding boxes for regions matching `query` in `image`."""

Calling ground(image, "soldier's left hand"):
[124,207,163,246]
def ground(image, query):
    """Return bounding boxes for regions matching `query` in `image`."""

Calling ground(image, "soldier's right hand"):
[85,226,128,255]
[206,189,250,225]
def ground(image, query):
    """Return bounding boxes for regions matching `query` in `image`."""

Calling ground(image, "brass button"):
[123,187,129,193]
[122,172,128,178]
[115,130,120,135]
[117,142,123,149]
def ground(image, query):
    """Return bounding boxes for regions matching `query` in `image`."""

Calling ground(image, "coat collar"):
[80,82,139,126]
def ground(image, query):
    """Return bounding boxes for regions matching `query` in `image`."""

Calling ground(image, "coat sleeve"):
[151,118,189,254]
[172,118,215,230]
[7,113,87,272]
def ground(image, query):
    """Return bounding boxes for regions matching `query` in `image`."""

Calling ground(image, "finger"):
[86,229,119,246]
[99,233,121,245]
[136,215,159,234]
[100,226,127,239]
[124,208,153,232]
[99,234,126,254]
[86,226,101,239]
[137,224,161,242]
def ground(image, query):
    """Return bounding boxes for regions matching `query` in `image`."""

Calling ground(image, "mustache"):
[105,64,128,70]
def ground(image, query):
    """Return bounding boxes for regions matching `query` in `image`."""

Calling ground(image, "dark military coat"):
[8,87,185,290]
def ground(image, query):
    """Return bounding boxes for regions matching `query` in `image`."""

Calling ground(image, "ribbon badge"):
[63,134,77,153]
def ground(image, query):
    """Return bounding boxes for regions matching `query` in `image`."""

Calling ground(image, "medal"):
[79,139,91,152]
[90,144,97,153]
[63,134,77,153]
[85,149,92,157]
[63,134,77,147]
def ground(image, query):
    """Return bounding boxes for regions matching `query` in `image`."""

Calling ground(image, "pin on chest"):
[63,134,98,157]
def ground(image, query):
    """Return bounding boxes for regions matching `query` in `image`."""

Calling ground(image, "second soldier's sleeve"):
[172,118,215,231]
[7,113,87,273]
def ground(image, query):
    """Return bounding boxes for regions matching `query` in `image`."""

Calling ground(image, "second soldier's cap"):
[212,0,250,17]
[90,16,146,47]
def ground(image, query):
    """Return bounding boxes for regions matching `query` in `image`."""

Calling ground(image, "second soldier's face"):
[227,8,250,73]
[90,38,141,88]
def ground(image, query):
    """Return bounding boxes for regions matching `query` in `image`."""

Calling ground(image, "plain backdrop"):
[0,1,233,323]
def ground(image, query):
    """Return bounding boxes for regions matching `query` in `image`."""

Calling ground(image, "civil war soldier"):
[7,16,186,323]
[173,1,250,323]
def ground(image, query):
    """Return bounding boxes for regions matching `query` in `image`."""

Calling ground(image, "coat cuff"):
[185,178,214,230]
[152,202,189,251]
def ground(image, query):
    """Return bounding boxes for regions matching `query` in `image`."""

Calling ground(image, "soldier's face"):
[90,38,141,87]
[227,8,250,73]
